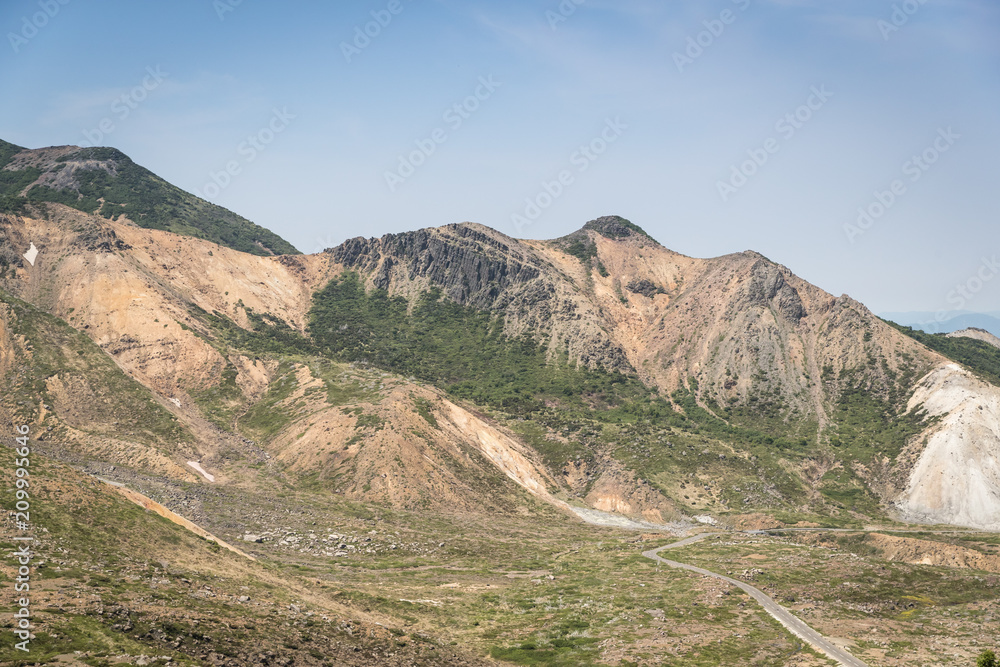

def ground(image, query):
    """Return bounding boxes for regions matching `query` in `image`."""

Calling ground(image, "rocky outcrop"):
[583,215,655,241]
[325,220,942,429]
[329,222,635,375]
[893,363,1000,530]
[626,278,663,298]
[330,224,540,309]
[7,204,997,530]
[743,259,806,323]
[581,463,680,524]
[74,225,132,253]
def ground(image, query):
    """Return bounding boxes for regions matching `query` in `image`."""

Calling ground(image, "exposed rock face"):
[742,259,806,323]
[328,222,634,374]
[73,225,132,253]
[256,361,568,513]
[331,224,541,308]
[583,215,655,240]
[0,207,324,396]
[866,532,1000,572]
[325,218,934,422]
[24,151,122,193]
[894,363,1000,530]
[582,464,680,525]
[625,279,662,298]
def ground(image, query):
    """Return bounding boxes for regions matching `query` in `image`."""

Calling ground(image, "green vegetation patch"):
[306,273,821,510]
[308,272,659,417]
[413,396,438,428]
[22,146,298,256]
[189,361,244,431]
[582,215,653,240]
[886,320,1000,388]
[826,366,929,464]
[238,360,299,442]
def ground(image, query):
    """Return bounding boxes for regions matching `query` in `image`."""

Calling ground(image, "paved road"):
[642,534,868,667]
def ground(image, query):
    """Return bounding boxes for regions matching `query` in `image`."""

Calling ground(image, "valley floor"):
[5,457,997,666]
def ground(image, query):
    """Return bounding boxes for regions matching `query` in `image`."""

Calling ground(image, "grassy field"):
[655,532,1000,666]
[4,431,998,665]
[0,455,486,666]
[154,477,900,666]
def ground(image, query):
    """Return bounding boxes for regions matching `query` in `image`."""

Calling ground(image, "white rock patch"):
[186,461,215,483]
[896,363,1000,530]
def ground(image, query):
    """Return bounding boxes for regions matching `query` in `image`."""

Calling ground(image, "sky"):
[2,0,998,321]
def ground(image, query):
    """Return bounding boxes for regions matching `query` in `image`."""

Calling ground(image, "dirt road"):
[642,534,868,667]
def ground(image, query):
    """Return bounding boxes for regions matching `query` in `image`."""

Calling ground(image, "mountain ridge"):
[0,138,299,256]
[3,198,999,531]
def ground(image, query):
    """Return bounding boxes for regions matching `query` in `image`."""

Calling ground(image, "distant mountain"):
[880,310,1000,338]
[948,327,1000,350]
[0,138,298,256]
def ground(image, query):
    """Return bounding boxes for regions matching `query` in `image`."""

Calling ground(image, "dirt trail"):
[643,533,868,667]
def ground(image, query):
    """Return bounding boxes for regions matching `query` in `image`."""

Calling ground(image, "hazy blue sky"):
[2,0,998,318]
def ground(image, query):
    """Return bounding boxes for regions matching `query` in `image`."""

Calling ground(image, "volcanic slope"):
[4,204,1000,529]
[315,216,1000,529]
[0,138,298,255]
[0,448,491,666]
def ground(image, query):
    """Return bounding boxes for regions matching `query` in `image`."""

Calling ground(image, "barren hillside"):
[3,205,998,530]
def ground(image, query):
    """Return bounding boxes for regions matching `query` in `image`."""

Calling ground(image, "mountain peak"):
[0,140,299,256]
[580,215,654,242]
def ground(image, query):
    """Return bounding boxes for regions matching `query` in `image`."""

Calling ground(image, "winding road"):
[642,534,868,667]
